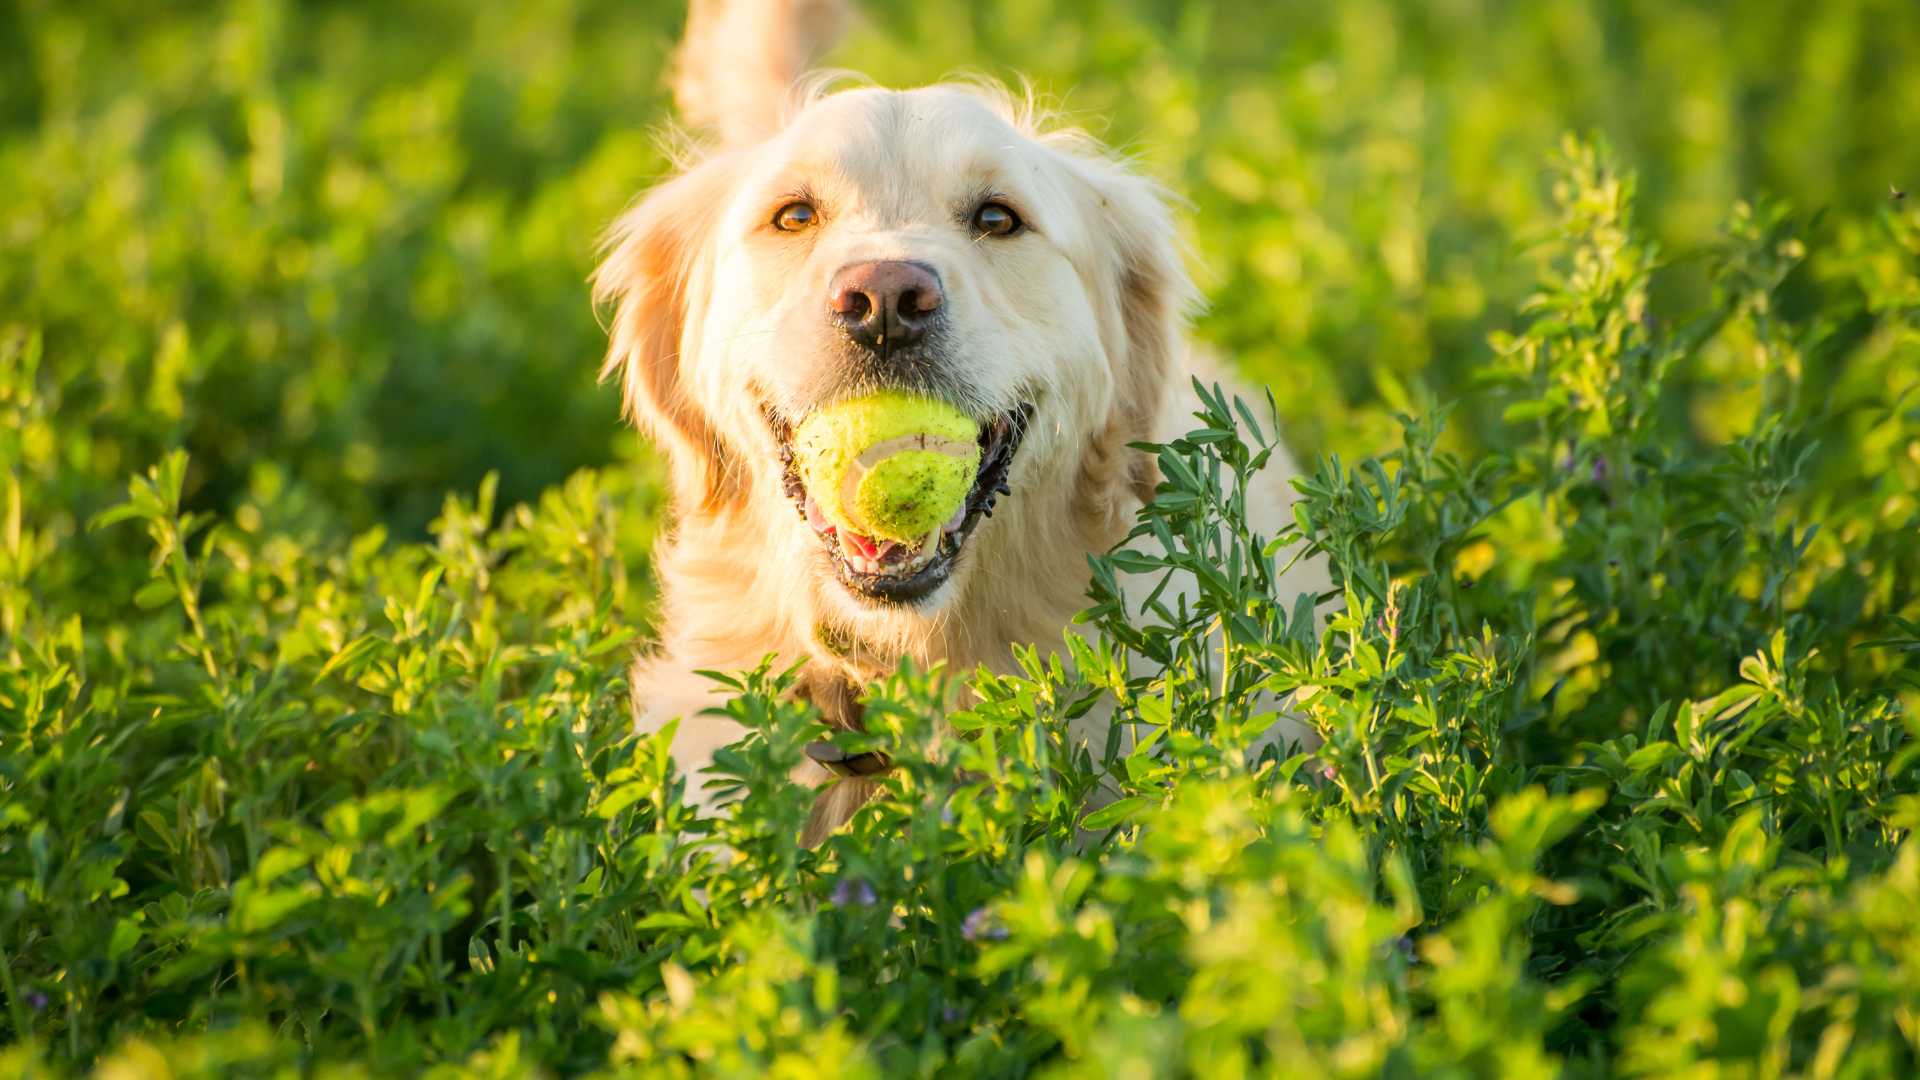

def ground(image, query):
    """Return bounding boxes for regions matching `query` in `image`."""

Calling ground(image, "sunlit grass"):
[3,1,1919,1074]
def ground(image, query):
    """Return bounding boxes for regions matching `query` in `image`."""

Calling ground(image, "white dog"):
[593,0,1326,840]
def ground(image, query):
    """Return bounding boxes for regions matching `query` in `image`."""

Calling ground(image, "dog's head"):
[595,83,1190,633]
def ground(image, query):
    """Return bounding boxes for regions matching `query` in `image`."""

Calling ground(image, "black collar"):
[799,661,895,777]
[804,740,894,777]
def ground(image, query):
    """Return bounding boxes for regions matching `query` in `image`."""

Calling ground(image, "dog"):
[593,0,1328,841]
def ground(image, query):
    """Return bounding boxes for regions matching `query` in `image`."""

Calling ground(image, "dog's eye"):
[772,201,818,232]
[972,201,1023,237]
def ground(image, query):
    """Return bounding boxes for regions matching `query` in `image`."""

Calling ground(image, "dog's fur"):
[595,0,1326,840]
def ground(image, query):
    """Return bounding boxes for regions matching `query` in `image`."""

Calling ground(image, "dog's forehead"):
[773,87,1060,215]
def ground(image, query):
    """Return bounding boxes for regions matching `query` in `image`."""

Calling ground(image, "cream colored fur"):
[594,0,1328,840]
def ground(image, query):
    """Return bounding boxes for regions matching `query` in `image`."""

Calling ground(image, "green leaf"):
[1079,796,1152,831]
[108,918,142,961]
[132,579,177,609]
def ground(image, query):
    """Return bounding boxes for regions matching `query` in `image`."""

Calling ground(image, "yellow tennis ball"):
[792,391,981,543]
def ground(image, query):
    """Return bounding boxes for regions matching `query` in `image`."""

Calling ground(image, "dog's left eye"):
[773,201,818,231]
[972,201,1023,237]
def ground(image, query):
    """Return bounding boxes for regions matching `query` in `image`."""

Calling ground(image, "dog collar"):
[804,740,894,777]
[798,658,895,777]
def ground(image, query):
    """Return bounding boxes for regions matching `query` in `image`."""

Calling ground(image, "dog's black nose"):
[828,260,943,353]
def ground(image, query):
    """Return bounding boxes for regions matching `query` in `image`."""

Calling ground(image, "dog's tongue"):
[805,495,834,534]
[806,494,909,566]
[839,530,908,564]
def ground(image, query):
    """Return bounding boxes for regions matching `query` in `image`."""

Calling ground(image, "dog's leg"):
[800,777,881,846]
[1090,361,1332,777]
[634,655,868,828]
[630,659,758,815]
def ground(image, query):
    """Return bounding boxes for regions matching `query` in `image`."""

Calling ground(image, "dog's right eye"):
[772,201,818,232]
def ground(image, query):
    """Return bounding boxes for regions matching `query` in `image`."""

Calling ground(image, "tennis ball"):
[792,391,980,543]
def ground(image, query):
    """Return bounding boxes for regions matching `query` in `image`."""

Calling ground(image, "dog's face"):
[597,85,1188,633]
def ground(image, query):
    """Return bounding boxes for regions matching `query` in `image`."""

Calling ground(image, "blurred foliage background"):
[5,0,1918,553]
[5,0,1920,1074]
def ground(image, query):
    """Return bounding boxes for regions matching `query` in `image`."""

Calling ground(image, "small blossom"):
[830,877,877,907]
[940,1004,962,1024]
[26,990,47,1010]
[1374,934,1418,964]
[1591,456,1610,484]
[1318,762,1338,781]
[961,906,1007,942]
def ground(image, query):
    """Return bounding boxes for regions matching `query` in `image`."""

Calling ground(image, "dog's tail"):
[673,0,851,147]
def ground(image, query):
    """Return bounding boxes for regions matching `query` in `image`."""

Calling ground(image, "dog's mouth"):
[771,401,1033,603]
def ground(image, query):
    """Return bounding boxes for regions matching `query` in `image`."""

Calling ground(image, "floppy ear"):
[1072,160,1197,518]
[593,155,748,513]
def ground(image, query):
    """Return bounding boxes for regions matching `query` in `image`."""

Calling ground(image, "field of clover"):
[3,0,1919,1075]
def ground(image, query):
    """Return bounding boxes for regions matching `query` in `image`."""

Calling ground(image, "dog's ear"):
[1072,159,1197,518]
[593,155,747,513]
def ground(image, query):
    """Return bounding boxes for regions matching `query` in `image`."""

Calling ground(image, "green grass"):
[4,1,1920,1075]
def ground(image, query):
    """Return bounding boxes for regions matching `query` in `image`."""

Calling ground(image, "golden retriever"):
[594,0,1327,840]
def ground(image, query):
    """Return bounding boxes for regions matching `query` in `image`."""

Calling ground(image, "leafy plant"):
[4,0,1920,1075]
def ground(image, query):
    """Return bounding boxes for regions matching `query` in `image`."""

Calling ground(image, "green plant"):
[4,1,1920,1074]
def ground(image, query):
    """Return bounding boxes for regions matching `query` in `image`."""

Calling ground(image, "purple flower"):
[1591,457,1610,484]
[941,1004,963,1024]
[830,877,877,907]
[1318,762,1338,781]
[26,990,47,1010]
[961,906,1007,942]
